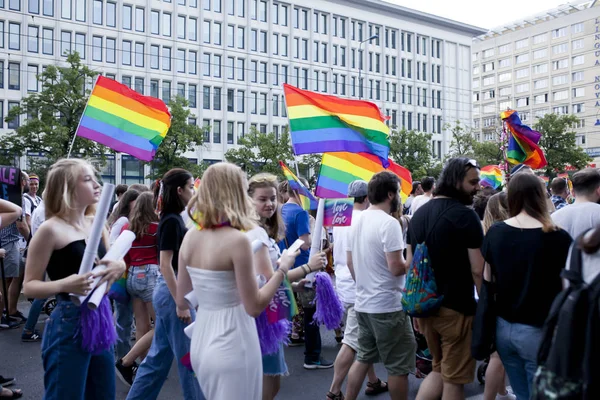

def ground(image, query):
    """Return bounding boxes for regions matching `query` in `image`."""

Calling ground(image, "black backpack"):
[531,239,600,400]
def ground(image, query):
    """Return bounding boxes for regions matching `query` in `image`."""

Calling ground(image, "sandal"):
[0,388,23,399]
[365,379,388,396]
[326,391,344,400]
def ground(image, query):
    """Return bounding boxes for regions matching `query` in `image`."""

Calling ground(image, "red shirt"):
[122,222,159,267]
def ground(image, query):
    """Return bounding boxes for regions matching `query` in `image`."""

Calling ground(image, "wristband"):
[302,264,310,275]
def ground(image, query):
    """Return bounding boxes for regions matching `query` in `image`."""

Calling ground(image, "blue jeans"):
[496,317,543,400]
[23,298,45,333]
[127,277,204,400]
[41,299,115,400]
[115,299,133,359]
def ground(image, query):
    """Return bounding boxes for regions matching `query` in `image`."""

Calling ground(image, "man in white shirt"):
[552,168,600,239]
[344,172,416,400]
[410,176,435,216]
[328,181,387,399]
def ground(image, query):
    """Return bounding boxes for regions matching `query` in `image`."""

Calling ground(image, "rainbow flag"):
[480,165,503,189]
[283,84,390,163]
[76,76,171,161]
[501,110,547,170]
[266,278,298,323]
[539,176,549,186]
[316,152,412,203]
[279,161,318,210]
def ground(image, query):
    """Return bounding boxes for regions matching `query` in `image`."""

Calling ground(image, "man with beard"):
[344,171,416,400]
[408,157,484,400]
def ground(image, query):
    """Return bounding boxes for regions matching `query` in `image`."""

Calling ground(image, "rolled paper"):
[313,272,345,330]
[305,198,325,289]
[70,183,115,305]
[85,230,136,310]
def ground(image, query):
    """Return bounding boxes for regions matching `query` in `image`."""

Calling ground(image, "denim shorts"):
[127,264,159,302]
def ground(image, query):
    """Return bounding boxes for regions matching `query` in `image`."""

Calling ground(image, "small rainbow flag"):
[316,152,412,203]
[539,176,549,186]
[266,277,298,323]
[283,84,390,164]
[480,165,503,189]
[76,76,171,161]
[501,110,547,170]
[279,161,318,210]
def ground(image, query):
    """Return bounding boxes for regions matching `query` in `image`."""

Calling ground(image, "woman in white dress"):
[176,163,299,400]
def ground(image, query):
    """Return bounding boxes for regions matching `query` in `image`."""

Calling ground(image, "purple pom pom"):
[314,272,344,330]
[77,296,118,354]
[255,310,291,356]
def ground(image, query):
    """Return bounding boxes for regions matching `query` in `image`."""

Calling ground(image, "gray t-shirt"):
[551,202,600,240]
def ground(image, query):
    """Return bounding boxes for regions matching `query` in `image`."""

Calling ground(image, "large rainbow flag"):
[283,84,390,163]
[480,165,503,189]
[501,110,547,170]
[279,161,318,210]
[76,76,171,161]
[316,152,412,203]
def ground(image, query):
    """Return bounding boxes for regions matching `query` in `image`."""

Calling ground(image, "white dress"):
[188,267,262,399]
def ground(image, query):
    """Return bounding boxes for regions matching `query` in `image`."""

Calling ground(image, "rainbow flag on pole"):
[76,76,171,161]
[501,110,547,170]
[480,165,503,189]
[316,152,412,203]
[279,161,318,210]
[283,84,390,163]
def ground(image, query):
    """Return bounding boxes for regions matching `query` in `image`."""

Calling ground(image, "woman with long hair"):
[108,189,140,244]
[175,163,299,399]
[23,159,125,399]
[127,169,203,400]
[482,173,572,400]
[481,191,515,400]
[247,173,327,400]
[115,192,160,386]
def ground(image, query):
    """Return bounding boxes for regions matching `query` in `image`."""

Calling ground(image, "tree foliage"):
[535,113,592,176]
[1,53,107,179]
[446,121,504,167]
[147,96,207,179]
[224,127,295,178]
[388,128,440,178]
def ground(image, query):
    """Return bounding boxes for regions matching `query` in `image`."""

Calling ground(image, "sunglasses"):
[464,159,479,169]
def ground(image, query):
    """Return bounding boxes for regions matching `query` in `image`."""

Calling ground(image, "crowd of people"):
[0,156,599,400]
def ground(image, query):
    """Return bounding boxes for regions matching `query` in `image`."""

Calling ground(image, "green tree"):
[298,154,322,186]
[446,121,505,167]
[2,53,107,179]
[224,127,295,177]
[535,113,592,176]
[388,128,435,178]
[148,96,208,179]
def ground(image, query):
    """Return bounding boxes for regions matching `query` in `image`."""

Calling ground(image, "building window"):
[27,64,38,92]
[213,120,221,143]
[135,77,144,94]
[7,102,20,128]
[92,35,102,61]
[162,47,171,71]
[162,81,171,103]
[551,27,566,39]
[135,42,144,67]
[92,0,102,24]
[106,38,115,63]
[189,51,197,75]
[189,17,197,41]
[176,49,185,72]
[75,33,85,58]
[134,7,144,32]
[188,84,197,107]
[107,2,116,26]
[163,12,171,36]
[123,4,132,30]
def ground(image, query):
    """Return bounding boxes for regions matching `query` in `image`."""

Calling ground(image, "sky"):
[386,0,575,30]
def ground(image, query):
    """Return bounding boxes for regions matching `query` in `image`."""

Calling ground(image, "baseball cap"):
[347,180,368,197]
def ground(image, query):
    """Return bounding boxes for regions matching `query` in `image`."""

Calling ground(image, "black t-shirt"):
[482,222,572,327]
[157,213,187,273]
[408,198,484,315]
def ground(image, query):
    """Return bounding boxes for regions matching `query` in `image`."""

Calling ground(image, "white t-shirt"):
[109,216,129,245]
[347,209,405,313]
[333,209,362,304]
[246,226,280,270]
[409,194,432,215]
[31,201,46,236]
[551,202,600,240]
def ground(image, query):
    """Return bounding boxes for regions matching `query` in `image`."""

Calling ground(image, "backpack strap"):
[561,240,584,285]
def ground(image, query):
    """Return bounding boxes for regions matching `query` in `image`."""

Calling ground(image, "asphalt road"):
[0,297,486,399]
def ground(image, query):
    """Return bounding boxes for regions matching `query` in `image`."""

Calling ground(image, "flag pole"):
[281,84,303,177]
[67,75,100,159]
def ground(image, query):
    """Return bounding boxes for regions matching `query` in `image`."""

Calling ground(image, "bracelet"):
[276,269,286,280]
[302,264,310,275]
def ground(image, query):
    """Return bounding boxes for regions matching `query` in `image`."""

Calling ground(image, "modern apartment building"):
[472,0,600,162]
[0,0,484,183]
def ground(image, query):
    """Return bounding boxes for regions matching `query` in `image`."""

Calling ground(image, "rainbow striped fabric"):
[539,176,549,186]
[480,165,503,189]
[283,84,390,163]
[279,161,318,210]
[316,152,412,203]
[501,110,547,170]
[77,76,171,161]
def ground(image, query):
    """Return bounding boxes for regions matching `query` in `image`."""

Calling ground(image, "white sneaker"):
[496,389,517,400]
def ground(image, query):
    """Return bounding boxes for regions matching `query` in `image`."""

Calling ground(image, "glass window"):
[92,0,101,24]
[8,62,20,90]
[8,101,20,128]
[75,32,85,58]
[61,0,71,19]
[214,55,221,77]
[177,15,185,39]
[150,45,159,69]
[227,56,234,79]
[177,82,185,98]
[9,23,20,50]
[203,20,210,43]
[150,80,159,98]
[106,2,116,26]
[188,84,197,107]
[259,30,266,52]
[151,10,159,34]
[176,49,185,72]
[163,12,171,36]
[123,4,132,29]
[162,47,171,71]
[135,42,144,67]
[120,40,131,65]
[42,28,53,54]
[28,26,39,53]
[259,0,266,21]
[162,81,171,103]
[92,35,102,61]
[214,22,221,45]
[227,121,234,144]
[189,50,197,74]
[237,58,244,81]
[8,0,19,10]
[237,26,244,49]
[61,31,71,56]
[27,64,38,92]
[214,0,220,12]
[29,0,39,13]
[189,18,197,41]
[237,0,244,16]
[203,53,210,76]
[75,0,85,21]
[213,121,221,144]
[237,90,244,112]
[135,7,144,32]
[214,87,221,110]
[203,0,209,10]
[135,77,144,94]
[43,0,53,16]
[106,38,115,63]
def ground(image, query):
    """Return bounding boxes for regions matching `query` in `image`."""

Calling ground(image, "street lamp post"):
[358,34,378,100]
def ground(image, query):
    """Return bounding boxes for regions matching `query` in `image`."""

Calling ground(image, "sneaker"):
[288,336,305,347]
[21,330,42,342]
[304,357,334,370]
[497,389,517,400]
[0,375,15,387]
[0,315,20,330]
[115,359,137,387]
[9,311,27,324]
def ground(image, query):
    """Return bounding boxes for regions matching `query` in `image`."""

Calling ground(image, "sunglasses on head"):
[464,159,479,169]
